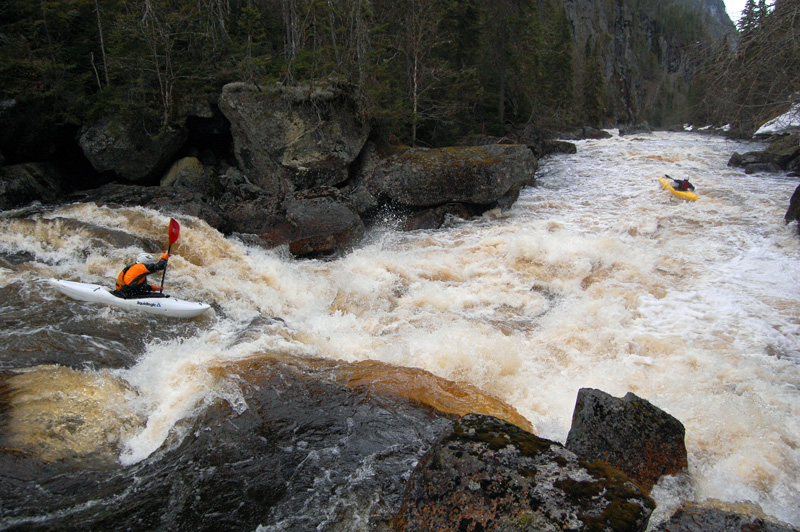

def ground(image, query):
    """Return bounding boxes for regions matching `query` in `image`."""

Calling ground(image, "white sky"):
[725,0,747,23]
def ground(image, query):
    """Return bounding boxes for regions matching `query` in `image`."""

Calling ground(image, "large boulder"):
[728,151,783,170]
[78,118,187,183]
[730,134,800,175]
[619,122,653,136]
[366,144,538,208]
[0,162,64,210]
[394,414,655,531]
[215,167,284,236]
[558,126,614,140]
[788,155,800,176]
[531,139,578,158]
[218,81,370,195]
[212,171,363,255]
[565,388,688,492]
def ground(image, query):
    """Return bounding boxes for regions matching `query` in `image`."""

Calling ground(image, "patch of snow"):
[755,104,800,136]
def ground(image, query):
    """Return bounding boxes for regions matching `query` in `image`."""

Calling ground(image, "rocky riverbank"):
[0,81,580,257]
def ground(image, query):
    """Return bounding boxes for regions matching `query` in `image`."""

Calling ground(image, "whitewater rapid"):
[1,130,799,526]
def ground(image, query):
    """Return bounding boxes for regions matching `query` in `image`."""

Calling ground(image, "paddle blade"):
[168,218,180,244]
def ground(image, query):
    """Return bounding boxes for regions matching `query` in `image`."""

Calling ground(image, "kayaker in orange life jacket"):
[114,252,169,298]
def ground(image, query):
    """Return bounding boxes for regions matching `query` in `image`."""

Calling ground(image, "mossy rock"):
[394,414,654,531]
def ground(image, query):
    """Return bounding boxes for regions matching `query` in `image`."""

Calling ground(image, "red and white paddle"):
[159,218,180,293]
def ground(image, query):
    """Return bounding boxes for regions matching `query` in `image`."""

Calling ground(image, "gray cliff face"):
[563,0,736,125]
[675,0,738,38]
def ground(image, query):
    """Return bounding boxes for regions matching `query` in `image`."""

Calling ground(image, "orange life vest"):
[115,263,153,291]
[115,254,168,292]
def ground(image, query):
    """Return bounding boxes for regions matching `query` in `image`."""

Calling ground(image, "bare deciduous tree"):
[694,0,799,134]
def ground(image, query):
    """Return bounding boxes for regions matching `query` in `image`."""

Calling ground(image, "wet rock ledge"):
[5,352,797,532]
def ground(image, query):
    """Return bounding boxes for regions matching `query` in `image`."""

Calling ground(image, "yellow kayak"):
[659,176,698,201]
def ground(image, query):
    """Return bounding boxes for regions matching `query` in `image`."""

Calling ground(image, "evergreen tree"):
[540,1,573,119]
[582,39,606,128]
[739,0,759,33]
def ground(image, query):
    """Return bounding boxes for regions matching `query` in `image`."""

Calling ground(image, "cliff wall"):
[563,0,737,126]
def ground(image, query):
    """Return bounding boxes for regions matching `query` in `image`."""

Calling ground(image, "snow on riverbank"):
[756,104,800,136]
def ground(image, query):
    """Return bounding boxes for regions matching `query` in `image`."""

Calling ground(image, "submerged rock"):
[394,414,655,531]
[68,183,224,230]
[745,162,783,174]
[652,500,800,532]
[558,126,613,140]
[565,388,688,492]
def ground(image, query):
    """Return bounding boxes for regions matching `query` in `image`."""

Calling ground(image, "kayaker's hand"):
[160,253,170,260]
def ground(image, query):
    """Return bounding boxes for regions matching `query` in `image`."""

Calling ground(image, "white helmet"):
[136,252,154,264]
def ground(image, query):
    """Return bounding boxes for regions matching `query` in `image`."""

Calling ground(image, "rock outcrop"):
[394,414,655,531]
[0,162,64,210]
[78,118,187,183]
[565,388,688,492]
[728,133,800,175]
[160,157,212,194]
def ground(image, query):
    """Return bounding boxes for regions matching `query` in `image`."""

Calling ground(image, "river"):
[1,131,798,529]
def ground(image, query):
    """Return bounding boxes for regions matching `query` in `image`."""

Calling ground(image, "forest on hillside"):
[0,0,796,156]
[692,0,800,135]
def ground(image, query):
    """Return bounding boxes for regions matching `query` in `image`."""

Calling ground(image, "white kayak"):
[48,279,211,319]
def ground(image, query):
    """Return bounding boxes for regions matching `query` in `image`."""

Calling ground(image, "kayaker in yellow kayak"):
[666,174,695,192]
